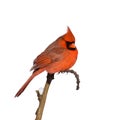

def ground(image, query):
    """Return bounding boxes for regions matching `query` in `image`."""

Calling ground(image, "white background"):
[0,0,120,120]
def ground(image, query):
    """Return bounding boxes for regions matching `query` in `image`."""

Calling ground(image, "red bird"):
[15,27,78,97]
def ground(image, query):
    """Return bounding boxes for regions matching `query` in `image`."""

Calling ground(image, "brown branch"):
[35,73,54,120]
[59,69,80,90]
[35,69,80,120]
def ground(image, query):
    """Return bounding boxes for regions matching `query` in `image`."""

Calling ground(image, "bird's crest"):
[63,26,75,42]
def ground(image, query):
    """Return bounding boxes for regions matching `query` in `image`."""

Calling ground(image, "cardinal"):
[15,27,78,97]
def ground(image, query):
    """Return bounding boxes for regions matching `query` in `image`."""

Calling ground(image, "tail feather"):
[15,69,44,97]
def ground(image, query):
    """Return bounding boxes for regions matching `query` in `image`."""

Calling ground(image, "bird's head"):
[60,26,77,50]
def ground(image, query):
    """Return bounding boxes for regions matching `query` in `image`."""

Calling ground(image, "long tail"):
[15,69,44,97]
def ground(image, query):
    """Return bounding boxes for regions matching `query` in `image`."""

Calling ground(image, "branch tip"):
[59,69,80,90]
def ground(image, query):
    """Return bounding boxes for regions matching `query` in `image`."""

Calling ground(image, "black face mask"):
[66,41,76,50]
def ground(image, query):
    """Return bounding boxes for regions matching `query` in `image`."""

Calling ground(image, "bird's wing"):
[30,52,52,72]
[46,47,67,62]
[30,47,66,72]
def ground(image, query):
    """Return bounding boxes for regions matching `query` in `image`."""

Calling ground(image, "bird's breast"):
[46,49,78,73]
